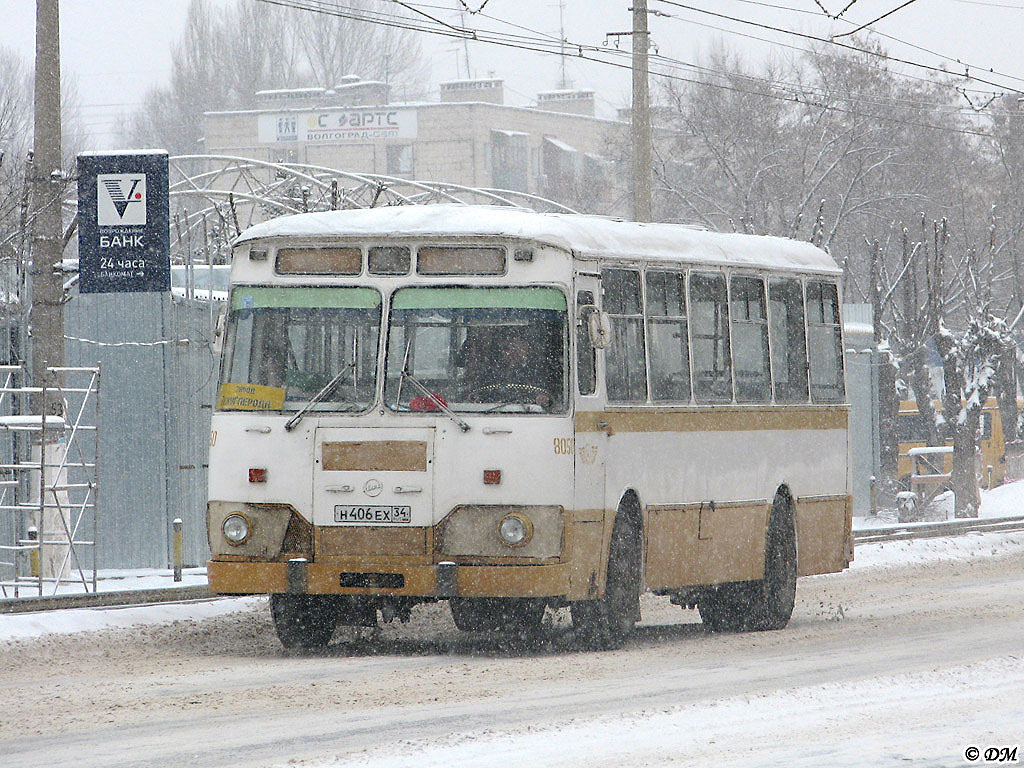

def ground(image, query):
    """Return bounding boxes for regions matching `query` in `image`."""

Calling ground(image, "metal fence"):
[63,292,217,569]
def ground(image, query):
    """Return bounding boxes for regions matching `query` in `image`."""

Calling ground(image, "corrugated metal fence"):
[63,293,217,569]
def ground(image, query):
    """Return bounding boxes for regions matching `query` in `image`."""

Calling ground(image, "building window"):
[646,270,690,402]
[386,144,414,177]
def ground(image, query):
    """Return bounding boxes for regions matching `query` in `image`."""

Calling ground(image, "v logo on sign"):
[102,178,141,219]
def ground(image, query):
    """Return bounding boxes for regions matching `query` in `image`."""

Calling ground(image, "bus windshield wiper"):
[284,362,356,432]
[398,340,470,432]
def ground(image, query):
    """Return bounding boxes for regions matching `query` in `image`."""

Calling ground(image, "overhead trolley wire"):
[245,0,1007,139]
[651,0,1024,92]
[405,0,1008,112]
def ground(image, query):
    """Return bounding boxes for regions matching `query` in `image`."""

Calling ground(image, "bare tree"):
[1,46,87,261]
[126,0,428,154]
[0,47,33,257]
[287,0,428,93]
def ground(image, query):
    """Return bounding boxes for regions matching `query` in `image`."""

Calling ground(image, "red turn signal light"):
[483,469,501,485]
[249,468,267,483]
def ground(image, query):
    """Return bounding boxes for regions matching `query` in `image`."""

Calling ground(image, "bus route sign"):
[77,151,170,293]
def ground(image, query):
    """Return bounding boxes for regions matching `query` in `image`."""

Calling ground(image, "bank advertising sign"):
[257,108,418,144]
[77,151,170,294]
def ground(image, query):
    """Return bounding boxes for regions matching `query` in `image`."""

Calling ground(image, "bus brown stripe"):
[574,406,847,433]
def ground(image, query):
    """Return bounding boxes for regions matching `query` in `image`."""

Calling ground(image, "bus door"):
[312,427,436,555]
[572,275,609,597]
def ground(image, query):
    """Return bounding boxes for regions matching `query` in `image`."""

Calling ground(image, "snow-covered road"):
[2,533,1023,768]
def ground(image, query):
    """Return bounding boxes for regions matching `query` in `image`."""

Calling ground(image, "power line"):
[629,10,1002,111]
[244,0,1006,139]
[652,0,1024,92]
[408,0,1008,109]
[832,0,920,39]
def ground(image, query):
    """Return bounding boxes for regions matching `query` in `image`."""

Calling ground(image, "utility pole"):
[31,0,69,585]
[31,0,65,412]
[631,0,652,222]
[557,0,570,89]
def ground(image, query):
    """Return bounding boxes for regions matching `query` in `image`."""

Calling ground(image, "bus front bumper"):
[207,559,571,599]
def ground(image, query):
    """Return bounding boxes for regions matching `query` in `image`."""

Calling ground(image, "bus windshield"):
[384,286,568,414]
[217,286,381,412]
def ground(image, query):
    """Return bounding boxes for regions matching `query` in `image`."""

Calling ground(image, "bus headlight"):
[498,513,533,547]
[222,514,251,545]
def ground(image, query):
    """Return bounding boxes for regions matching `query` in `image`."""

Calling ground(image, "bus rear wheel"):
[698,498,796,632]
[449,597,546,632]
[270,594,338,649]
[572,514,641,649]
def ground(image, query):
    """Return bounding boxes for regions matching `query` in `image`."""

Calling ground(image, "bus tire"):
[449,598,546,632]
[747,498,797,631]
[270,594,338,649]
[698,498,796,632]
[571,513,641,649]
[696,582,749,632]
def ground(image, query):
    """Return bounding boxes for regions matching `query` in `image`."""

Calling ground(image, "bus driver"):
[462,331,555,409]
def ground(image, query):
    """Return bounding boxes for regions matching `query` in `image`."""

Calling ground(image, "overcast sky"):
[5,0,1024,146]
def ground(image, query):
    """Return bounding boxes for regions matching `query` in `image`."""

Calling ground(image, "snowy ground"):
[301,657,1024,768]
[4,523,1024,768]
[3,485,1023,768]
[0,594,261,641]
[288,526,1024,768]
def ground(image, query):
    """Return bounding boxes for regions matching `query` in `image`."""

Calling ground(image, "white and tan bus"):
[207,205,851,649]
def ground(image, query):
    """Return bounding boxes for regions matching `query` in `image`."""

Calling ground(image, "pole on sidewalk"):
[173,518,183,582]
[31,0,66,412]
[631,0,652,222]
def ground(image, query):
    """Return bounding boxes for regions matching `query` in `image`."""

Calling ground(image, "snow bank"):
[0,596,260,641]
[850,529,1024,570]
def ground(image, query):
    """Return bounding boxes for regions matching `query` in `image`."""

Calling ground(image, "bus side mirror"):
[583,305,611,349]
[212,306,228,355]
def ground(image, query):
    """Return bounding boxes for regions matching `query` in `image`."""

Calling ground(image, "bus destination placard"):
[77,151,170,294]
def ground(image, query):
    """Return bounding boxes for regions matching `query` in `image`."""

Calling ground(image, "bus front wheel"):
[572,514,641,649]
[270,594,338,649]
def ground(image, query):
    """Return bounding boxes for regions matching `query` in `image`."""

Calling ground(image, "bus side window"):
[689,272,733,402]
[577,290,597,396]
[729,275,771,402]
[646,270,691,402]
[768,278,809,403]
[806,281,845,402]
[602,268,648,402]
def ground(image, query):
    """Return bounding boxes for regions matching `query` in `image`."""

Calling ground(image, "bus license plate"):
[334,505,412,524]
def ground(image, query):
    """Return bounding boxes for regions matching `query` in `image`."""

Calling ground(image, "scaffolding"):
[0,364,100,597]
